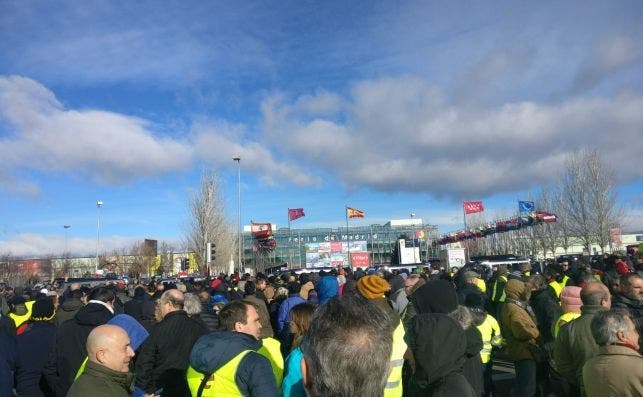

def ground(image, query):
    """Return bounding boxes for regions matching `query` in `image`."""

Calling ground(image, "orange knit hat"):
[357,275,391,299]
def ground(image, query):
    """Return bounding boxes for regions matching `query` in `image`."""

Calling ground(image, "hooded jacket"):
[43,301,113,396]
[188,331,280,397]
[315,276,339,305]
[407,313,475,397]
[500,279,539,361]
[55,298,83,327]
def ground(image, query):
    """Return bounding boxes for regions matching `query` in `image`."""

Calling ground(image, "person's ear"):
[95,349,107,364]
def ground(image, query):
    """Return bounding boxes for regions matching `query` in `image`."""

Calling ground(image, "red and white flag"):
[288,208,305,221]
[463,201,484,214]
[251,222,273,238]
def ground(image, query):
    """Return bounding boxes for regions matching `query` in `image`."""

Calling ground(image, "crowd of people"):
[0,251,641,397]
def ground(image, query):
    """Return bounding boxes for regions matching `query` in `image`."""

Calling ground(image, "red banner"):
[463,201,484,214]
[288,208,305,221]
[351,252,370,268]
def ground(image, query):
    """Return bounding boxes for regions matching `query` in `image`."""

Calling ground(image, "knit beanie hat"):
[411,280,458,314]
[31,298,55,321]
[560,286,582,313]
[356,275,391,299]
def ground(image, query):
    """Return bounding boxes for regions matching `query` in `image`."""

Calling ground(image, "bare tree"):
[559,148,622,253]
[184,171,236,275]
[158,241,174,275]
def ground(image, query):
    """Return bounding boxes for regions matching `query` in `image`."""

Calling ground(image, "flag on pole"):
[347,207,365,218]
[288,208,305,221]
[463,201,484,214]
[251,222,273,238]
[518,201,535,213]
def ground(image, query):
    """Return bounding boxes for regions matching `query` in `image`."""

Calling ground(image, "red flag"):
[288,208,305,221]
[463,201,484,214]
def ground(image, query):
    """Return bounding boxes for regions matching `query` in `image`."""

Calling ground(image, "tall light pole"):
[63,225,71,257]
[96,200,103,274]
[410,213,417,264]
[233,157,242,274]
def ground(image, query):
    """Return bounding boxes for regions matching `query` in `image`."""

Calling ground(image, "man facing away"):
[68,324,135,397]
[187,300,281,397]
[300,296,393,397]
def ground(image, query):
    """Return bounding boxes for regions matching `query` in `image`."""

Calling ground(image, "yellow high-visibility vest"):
[476,314,503,364]
[553,312,581,338]
[384,322,407,397]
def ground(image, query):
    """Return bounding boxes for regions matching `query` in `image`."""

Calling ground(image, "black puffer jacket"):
[134,310,207,396]
[43,302,113,396]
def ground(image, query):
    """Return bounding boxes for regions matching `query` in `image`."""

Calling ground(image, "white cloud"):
[261,77,643,198]
[0,75,193,189]
[191,121,320,187]
[0,233,183,258]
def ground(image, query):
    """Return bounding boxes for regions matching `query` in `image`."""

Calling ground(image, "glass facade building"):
[243,219,440,270]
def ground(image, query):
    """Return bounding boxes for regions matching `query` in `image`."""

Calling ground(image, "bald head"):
[158,289,184,319]
[87,324,134,372]
[581,282,611,308]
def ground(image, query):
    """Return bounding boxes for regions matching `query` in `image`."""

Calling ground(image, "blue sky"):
[0,1,642,257]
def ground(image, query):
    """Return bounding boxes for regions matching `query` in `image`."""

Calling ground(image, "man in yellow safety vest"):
[186,300,281,397]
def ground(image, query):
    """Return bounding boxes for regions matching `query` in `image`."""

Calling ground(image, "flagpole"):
[288,209,293,268]
[345,205,351,269]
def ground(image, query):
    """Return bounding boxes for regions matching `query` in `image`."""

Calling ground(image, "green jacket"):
[67,360,135,397]
[554,305,607,395]
[582,345,643,397]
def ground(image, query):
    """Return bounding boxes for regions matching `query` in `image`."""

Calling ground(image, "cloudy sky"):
[0,1,642,257]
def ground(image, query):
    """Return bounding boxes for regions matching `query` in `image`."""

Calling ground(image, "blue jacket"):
[282,347,305,397]
[189,331,279,397]
[277,295,306,333]
[316,276,339,305]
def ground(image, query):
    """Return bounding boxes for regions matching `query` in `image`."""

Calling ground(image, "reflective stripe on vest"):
[258,337,284,386]
[384,322,407,397]
[553,312,581,338]
[491,276,507,303]
[476,314,502,364]
[187,350,252,397]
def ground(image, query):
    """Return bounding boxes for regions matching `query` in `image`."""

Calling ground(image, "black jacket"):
[15,321,57,396]
[612,293,643,353]
[134,310,207,396]
[406,313,476,397]
[189,331,280,397]
[530,287,562,346]
[123,294,156,332]
[55,298,83,327]
[43,302,113,396]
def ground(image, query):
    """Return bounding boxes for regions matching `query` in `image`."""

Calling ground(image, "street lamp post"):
[410,213,417,264]
[63,225,71,257]
[96,200,103,274]
[233,157,242,275]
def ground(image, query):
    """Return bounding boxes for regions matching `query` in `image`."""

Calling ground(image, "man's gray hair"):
[590,309,631,346]
[300,296,393,397]
[183,293,202,316]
